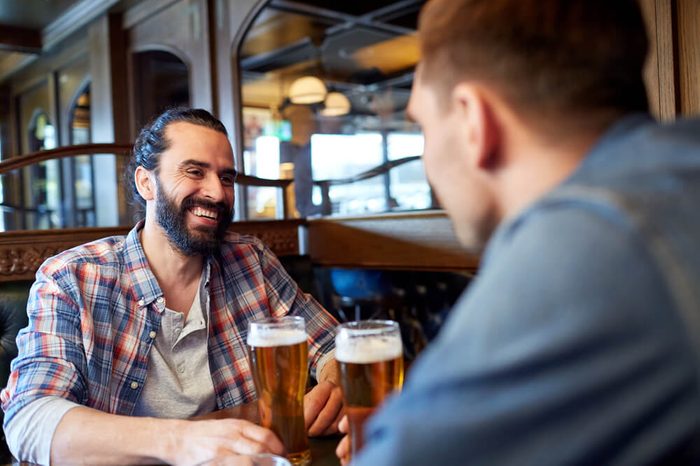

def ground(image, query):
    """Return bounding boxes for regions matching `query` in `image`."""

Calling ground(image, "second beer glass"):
[247,316,310,466]
[335,320,404,461]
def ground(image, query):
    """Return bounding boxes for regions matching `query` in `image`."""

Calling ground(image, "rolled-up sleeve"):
[1,265,88,428]
[4,396,80,464]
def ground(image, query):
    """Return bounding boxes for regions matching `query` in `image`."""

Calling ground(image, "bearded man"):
[1,108,342,465]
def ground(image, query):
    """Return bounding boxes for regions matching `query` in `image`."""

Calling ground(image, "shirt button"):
[138,299,145,307]
[156,297,164,304]
[130,381,139,390]
[149,331,157,339]
[178,364,185,374]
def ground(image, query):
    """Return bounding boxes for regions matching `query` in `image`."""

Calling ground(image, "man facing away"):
[1,108,343,465]
[339,0,700,464]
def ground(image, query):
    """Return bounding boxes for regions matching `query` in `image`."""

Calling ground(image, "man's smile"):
[191,206,218,220]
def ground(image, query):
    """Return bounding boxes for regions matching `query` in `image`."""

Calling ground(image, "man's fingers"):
[239,423,285,455]
[338,415,349,434]
[308,385,344,436]
[335,434,351,465]
[303,383,333,429]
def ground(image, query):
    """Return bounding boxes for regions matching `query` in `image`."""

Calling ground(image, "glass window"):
[26,112,61,229]
[238,0,428,219]
[69,88,95,227]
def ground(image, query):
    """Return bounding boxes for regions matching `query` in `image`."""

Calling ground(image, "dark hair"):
[418,0,649,132]
[127,107,229,208]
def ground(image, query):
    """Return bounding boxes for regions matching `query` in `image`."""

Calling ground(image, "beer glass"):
[335,320,404,461]
[247,316,310,466]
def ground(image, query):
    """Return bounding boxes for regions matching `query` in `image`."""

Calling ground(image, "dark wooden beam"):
[307,210,480,272]
[0,24,42,54]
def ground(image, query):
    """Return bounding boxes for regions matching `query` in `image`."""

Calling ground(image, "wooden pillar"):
[89,12,131,226]
[676,0,700,116]
[639,0,678,120]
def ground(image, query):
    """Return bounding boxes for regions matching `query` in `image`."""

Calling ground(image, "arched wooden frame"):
[228,0,270,221]
[128,46,193,136]
[65,80,92,145]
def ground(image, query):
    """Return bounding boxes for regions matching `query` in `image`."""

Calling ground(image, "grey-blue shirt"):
[356,115,700,466]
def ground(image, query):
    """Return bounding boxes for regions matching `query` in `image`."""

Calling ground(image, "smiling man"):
[1,108,343,465]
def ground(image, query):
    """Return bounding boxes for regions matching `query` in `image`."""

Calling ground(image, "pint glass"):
[335,320,404,461]
[247,316,310,466]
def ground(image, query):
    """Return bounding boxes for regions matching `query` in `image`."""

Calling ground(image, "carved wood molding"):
[0,221,304,283]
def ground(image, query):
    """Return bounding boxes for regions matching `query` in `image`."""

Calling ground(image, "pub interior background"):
[0,0,698,459]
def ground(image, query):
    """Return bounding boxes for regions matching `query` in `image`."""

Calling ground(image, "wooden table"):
[197,403,342,466]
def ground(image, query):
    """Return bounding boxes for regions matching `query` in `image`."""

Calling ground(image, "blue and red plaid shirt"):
[1,222,338,425]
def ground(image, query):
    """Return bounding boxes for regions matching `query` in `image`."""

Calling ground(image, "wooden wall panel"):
[677,0,700,115]
[639,0,678,120]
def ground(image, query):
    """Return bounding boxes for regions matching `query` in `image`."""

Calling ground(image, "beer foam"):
[335,336,402,364]
[247,328,307,347]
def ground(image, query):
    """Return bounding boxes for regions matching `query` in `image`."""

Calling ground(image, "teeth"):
[192,207,217,219]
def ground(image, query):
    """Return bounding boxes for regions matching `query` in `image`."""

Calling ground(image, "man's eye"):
[220,175,235,186]
[186,168,203,177]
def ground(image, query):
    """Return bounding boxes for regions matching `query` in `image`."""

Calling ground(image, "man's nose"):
[201,174,225,201]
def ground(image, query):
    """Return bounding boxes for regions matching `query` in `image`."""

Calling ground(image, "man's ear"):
[134,166,156,201]
[451,83,500,170]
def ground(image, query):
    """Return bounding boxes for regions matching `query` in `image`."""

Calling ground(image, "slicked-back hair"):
[127,107,229,208]
[418,0,649,132]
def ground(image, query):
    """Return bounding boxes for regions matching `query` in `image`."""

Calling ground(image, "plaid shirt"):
[1,223,338,425]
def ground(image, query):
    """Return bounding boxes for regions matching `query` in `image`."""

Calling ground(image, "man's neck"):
[139,218,204,307]
[496,120,602,222]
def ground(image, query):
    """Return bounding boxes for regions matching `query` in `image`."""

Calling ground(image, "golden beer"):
[335,320,404,460]
[248,316,310,466]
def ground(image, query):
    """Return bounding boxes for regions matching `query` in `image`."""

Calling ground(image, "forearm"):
[51,406,184,465]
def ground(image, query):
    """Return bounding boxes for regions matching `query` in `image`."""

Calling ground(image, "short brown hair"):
[418,0,649,129]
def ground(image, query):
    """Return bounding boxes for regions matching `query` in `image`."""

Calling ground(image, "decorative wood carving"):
[0,222,303,283]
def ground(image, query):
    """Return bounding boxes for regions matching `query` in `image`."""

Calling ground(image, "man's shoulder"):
[220,231,266,252]
[40,235,128,276]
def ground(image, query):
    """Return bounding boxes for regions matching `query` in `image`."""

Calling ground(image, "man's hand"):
[168,418,285,466]
[304,380,344,436]
[335,415,351,465]
[51,407,285,466]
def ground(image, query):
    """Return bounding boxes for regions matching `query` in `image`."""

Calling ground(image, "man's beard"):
[155,182,232,256]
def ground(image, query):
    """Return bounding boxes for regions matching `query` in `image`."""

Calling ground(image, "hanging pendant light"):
[321,92,351,116]
[289,76,327,104]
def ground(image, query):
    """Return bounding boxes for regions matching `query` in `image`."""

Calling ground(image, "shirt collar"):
[123,220,215,310]
[123,220,164,309]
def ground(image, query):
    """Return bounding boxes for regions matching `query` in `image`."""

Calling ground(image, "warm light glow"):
[321,92,351,117]
[289,76,327,104]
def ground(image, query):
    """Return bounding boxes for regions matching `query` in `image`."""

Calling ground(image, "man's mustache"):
[181,197,231,217]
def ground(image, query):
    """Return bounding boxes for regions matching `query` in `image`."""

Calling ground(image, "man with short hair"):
[340,0,700,464]
[2,108,343,465]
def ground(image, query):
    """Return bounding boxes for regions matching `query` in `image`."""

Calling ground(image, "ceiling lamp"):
[289,76,327,104]
[321,92,351,117]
